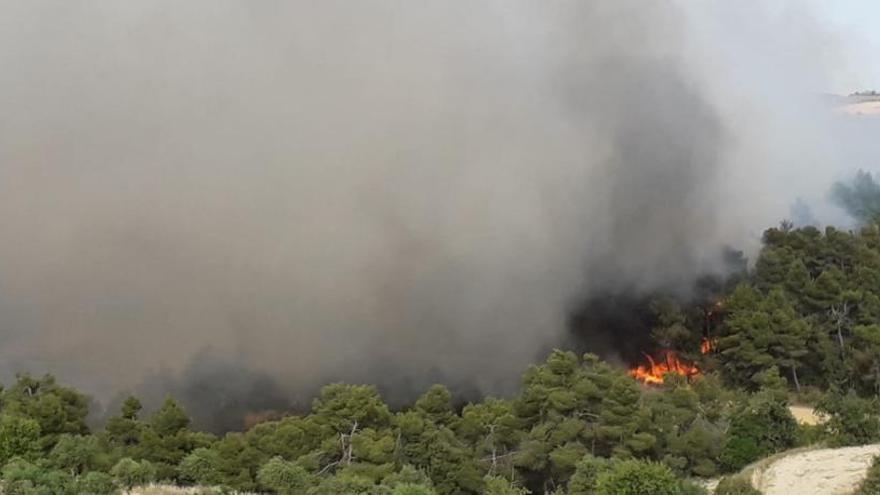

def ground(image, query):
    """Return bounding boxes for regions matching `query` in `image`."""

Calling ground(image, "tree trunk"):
[791,366,801,392]
[874,364,880,399]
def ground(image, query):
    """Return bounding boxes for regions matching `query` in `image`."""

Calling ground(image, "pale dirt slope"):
[751,444,880,495]
[790,405,825,426]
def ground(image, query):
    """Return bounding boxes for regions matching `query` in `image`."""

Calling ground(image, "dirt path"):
[790,405,824,425]
[751,444,880,495]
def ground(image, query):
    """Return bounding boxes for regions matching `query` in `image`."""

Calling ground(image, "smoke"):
[831,170,880,224]
[0,1,876,426]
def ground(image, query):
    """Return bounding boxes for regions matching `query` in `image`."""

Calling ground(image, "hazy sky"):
[819,0,880,92]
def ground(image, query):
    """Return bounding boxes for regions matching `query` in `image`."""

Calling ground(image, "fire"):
[700,337,717,355]
[629,351,700,385]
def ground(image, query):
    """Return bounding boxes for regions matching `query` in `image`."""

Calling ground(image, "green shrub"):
[817,392,880,447]
[75,471,117,495]
[720,394,797,471]
[308,471,375,495]
[795,423,827,446]
[714,476,760,495]
[111,457,156,489]
[381,465,433,488]
[256,456,311,494]
[2,458,75,495]
[0,416,41,464]
[568,454,612,494]
[483,475,529,495]
[678,480,708,495]
[390,483,438,495]
[178,447,223,486]
[595,459,681,495]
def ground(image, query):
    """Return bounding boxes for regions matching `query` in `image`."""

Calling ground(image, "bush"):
[111,457,156,489]
[308,471,375,495]
[2,458,74,495]
[795,423,827,446]
[381,465,433,488]
[595,459,681,495]
[178,448,223,486]
[49,434,103,475]
[75,471,117,495]
[714,476,760,495]
[817,392,880,447]
[679,480,709,495]
[390,483,437,495]
[0,416,41,464]
[720,394,797,471]
[568,454,612,494]
[256,457,311,494]
[483,475,529,495]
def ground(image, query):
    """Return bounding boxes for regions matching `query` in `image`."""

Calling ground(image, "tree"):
[1,373,89,450]
[853,325,880,396]
[121,396,143,420]
[414,385,455,427]
[178,447,223,486]
[720,373,797,470]
[245,415,328,462]
[650,299,698,354]
[457,398,522,475]
[49,434,105,476]
[596,377,653,457]
[150,397,191,437]
[395,411,483,494]
[568,454,611,494]
[0,415,41,463]
[718,286,813,391]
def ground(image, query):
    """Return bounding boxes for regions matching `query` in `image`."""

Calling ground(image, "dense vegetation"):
[4,172,880,494]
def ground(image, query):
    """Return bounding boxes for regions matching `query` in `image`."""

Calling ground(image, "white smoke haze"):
[0,1,876,419]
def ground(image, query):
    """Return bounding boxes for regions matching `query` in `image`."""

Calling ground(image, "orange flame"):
[700,338,717,355]
[629,351,700,385]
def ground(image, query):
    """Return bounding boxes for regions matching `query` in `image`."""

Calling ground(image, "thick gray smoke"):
[0,1,874,424]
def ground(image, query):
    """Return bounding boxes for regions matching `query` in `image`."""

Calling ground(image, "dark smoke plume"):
[0,1,875,426]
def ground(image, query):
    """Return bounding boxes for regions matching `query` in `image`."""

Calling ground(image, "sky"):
[819,0,880,92]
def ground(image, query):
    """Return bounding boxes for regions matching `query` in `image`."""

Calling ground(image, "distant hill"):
[826,91,880,116]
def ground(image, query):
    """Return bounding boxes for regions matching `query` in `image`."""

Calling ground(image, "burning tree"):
[629,351,701,385]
